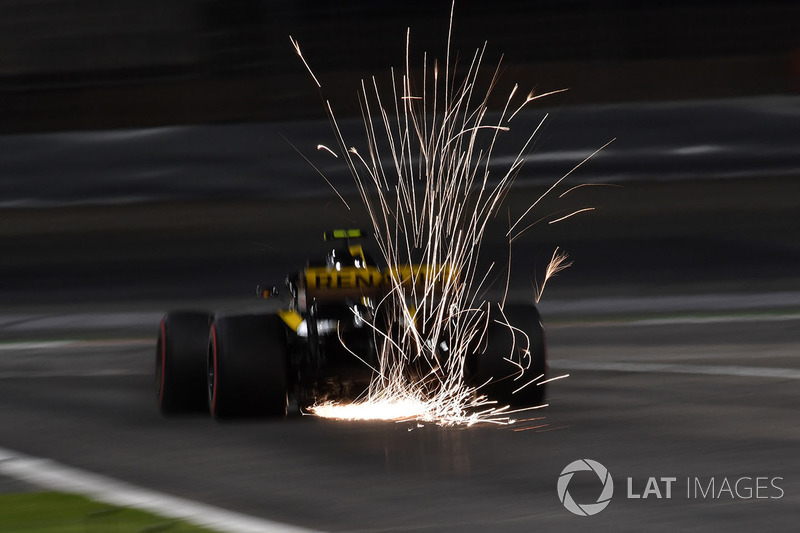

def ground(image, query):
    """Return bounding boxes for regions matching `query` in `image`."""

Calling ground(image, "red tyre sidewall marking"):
[158,319,167,408]
[210,323,219,417]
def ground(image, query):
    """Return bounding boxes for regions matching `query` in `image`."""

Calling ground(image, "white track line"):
[629,313,800,327]
[0,369,149,379]
[550,360,800,380]
[547,312,800,329]
[0,447,323,533]
[0,341,78,351]
[539,291,800,316]
[0,339,153,352]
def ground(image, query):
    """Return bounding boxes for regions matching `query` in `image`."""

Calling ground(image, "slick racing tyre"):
[468,304,547,407]
[156,312,211,414]
[208,313,289,419]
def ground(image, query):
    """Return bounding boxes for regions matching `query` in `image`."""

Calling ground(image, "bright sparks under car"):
[155,229,547,422]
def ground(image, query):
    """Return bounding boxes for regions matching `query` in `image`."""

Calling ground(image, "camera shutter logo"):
[558,459,614,516]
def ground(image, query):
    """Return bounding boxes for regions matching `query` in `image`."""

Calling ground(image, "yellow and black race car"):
[156,230,546,418]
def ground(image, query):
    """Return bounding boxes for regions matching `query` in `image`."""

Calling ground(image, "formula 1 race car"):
[156,230,547,418]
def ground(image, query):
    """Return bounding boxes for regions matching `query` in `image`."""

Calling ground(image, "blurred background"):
[1,0,798,132]
[1,2,799,532]
[1,0,799,305]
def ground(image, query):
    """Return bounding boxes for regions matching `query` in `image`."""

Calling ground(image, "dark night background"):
[1,0,798,132]
[1,4,800,532]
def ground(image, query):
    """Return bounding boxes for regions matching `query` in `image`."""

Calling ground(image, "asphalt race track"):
[1,98,800,531]
[1,315,798,532]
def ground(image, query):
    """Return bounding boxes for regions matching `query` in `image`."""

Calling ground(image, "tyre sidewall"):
[469,303,547,407]
[157,312,210,414]
[209,314,288,419]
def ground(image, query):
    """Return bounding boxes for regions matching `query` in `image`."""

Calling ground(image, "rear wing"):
[323,229,369,242]
[305,265,383,300]
[303,263,459,301]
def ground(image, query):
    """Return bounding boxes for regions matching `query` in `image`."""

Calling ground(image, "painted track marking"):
[550,360,800,380]
[0,447,323,533]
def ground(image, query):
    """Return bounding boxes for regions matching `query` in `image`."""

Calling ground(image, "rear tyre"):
[469,304,547,407]
[156,312,211,414]
[208,313,288,419]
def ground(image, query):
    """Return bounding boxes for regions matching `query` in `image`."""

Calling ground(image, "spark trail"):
[293,5,586,426]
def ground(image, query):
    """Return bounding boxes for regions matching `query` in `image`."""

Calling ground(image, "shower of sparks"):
[508,88,570,122]
[293,3,592,426]
[317,144,339,158]
[289,36,321,88]
[558,183,623,198]
[281,134,351,209]
[534,247,572,304]
[310,378,535,427]
[548,207,596,225]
